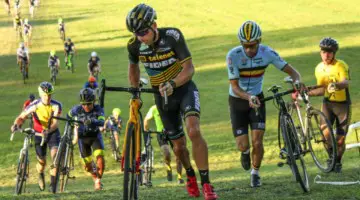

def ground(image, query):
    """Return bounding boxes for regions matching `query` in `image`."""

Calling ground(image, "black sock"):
[199,169,210,185]
[185,167,195,177]
[50,175,55,185]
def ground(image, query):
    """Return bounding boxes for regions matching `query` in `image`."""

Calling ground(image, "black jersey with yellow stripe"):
[127,28,191,86]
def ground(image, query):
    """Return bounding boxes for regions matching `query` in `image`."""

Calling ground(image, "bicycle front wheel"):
[123,123,138,200]
[59,143,71,192]
[15,150,28,195]
[307,109,337,173]
[145,144,154,186]
[281,113,309,192]
[53,140,66,193]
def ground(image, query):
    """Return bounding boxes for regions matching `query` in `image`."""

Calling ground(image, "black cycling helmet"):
[66,37,71,42]
[126,3,157,33]
[79,88,95,104]
[29,94,35,101]
[319,37,339,53]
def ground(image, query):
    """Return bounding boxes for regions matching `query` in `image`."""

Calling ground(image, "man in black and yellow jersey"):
[126,4,217,200]
[309,37,351,173]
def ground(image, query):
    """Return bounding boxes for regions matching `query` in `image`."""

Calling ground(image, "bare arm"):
[144,118,150,131]
[229,79,251,100]
[129,63,140,87]
[172,59,194,87]
[335,79,349,90]
[282,64,301,83]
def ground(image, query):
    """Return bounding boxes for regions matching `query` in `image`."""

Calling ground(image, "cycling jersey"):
[127,28,191,86]
[14,18,22,26]
[48,56,58,67]
[83,81,98,90]
[25,99,63,133]
[226,44,287,97]
[68,104,105,138]
[17,47,29,59]
[58,23,65,31]
[64,42,75,54]
[145,105,164,132]
[315,59,350,103]
[23,99,32,110]
[23,24,31,35]
[105,115,122,131]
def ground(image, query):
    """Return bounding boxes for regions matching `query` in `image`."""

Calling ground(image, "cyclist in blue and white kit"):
[226,21,303,187]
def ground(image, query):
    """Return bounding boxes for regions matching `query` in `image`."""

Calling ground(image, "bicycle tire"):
[15,150,28,195]
[281,113,309,192]
[145,144,154,186]
[59,143,71,192]
[53,140,66,193]
[307,109,337,173]
[123,123,138,200]
[111,131,119,162]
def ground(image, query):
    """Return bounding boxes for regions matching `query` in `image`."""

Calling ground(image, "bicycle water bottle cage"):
[267,85,282,93]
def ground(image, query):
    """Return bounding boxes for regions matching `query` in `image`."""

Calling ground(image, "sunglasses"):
[81,103,93,106]
[135,29,150,37]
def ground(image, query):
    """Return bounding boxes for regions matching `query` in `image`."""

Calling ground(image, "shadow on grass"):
[0,16,86,28]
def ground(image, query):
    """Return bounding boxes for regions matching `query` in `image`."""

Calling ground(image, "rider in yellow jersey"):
[309,37,351,173]
[11,82,62,191]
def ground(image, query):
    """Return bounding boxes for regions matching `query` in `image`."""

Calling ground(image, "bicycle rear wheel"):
[281,113,309,192]
[123,123,138,200]
[307,109,337,173]
[111,131,120,162]
[145,144,154,186]
[15,150,28,195]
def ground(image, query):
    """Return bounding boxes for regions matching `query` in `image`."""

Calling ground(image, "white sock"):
[243,149,250,154]
[251,168,259,175]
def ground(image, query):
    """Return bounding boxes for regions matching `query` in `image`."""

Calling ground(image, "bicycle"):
[51,116,82,193]
[65,54,74,73]
[49,65,58,85]
[99,78,167,200]
[261,85,310,192]
[104,119,121,162]
[58,27,65,42]
[10,128,45,195]
[284,77,337,173]
[140,130,164,187]
[16,25,23,41]
[18,59,26,84]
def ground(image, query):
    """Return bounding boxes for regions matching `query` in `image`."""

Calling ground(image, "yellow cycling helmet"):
[50,50,56,56]
[112,108,121,116]
[58,18,63,24]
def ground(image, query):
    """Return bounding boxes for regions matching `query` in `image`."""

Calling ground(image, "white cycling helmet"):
[91,51,97,57]
[238,20,262,43]
[19,42,25,48]
[24,18,28,24]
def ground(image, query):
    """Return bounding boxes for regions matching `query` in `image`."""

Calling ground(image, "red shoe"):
[186,176,200,197]
[202,183,218,200]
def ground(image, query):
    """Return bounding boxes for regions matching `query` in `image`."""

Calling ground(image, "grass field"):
[1,0,360,199]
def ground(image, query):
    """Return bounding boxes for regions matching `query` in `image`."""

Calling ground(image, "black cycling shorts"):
[35,129,60,159]
[322,102,351,135]
[156,133,175,148]
[78,133,105,158]
[154,80,200,140]
[229,93,266,137]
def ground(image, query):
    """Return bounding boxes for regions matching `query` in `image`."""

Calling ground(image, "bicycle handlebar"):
[143,130,163,135]
[11,128,46,146]
[261,88,295,102]
[51,116,83,124]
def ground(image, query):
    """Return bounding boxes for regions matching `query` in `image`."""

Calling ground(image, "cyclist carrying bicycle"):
[48,50,60,76]
[308,37,351,173]
[144,105,184,184]
[126,4,217,199]
[84,76,98,90]
[23,18,33,47]
[13,13,22,31]
[64,38,76,70]
[10,82,62,191]
[58,18,65,40]
[102,108,122,148]
[226,20,303,187]
[88,51,101,78]
[29,0,35,18]
[17,42,30,78]
[67,88,106,190]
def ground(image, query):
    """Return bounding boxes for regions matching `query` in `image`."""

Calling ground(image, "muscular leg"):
[336,135,346,162]
[160,144,171,168]
[235,134,250,152]
[113,131,119,149]
[250,130,264,169]
[171,136,191,169]
[175,155,183,180]
[96,155,105,178]
[185,116,208,170]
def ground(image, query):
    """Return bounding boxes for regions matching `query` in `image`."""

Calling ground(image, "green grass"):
[1,0,360,199]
